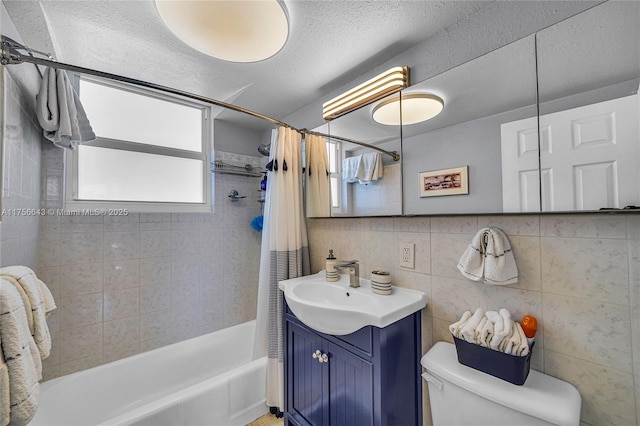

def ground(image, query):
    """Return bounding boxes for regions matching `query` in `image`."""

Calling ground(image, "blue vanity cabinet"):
[284,303,422,426]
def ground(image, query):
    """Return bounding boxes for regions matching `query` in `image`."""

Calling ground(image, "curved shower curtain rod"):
[0,35,400,162]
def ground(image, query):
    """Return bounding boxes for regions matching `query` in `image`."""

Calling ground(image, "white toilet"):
[421,342,581,426]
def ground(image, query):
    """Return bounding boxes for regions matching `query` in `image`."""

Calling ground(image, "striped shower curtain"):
[253,126,310,412]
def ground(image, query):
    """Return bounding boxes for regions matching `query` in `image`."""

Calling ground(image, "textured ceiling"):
[3,0,493,128]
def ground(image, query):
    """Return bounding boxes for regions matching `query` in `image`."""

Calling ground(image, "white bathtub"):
[29,320,268,426]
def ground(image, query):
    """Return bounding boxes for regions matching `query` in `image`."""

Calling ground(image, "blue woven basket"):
[452,335,534,385]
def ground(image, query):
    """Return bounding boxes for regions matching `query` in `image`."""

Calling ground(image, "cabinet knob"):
[312,350,329,363]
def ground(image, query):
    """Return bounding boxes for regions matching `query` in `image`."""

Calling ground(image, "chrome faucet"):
[335,260,360,288]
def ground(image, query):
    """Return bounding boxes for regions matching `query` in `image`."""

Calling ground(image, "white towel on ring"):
[457,227,518,285]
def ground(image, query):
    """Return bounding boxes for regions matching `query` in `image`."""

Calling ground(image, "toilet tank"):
[421,342,581,426]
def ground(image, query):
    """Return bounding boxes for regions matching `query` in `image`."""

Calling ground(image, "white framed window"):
[66,76,211,212]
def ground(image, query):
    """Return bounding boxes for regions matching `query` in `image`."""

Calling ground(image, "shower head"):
[258,143,270,157]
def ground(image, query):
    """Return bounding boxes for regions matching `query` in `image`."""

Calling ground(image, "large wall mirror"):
[311,1,639,217]
[310,92,402,218]
[402,35,537,215]
[536,1,639,212]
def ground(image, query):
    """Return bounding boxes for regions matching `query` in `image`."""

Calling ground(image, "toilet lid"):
[421,342,581,426]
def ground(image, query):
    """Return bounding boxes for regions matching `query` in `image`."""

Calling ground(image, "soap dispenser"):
[325,249,339,282]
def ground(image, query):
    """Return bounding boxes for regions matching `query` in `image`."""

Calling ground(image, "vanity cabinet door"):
[287,321,328,426]
[327,342,374,426]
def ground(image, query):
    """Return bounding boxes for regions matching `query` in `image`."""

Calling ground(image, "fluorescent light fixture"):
[155,0,289,63]
[322,66,409,121]
[372,93,444,125]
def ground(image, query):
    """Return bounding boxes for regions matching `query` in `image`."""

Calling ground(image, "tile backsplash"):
[36,150,264,379]
[1,64,263,380]
[309,214,640,426]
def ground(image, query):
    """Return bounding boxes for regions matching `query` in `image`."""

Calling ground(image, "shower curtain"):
[305,134,330,217]
[253,126,310,413]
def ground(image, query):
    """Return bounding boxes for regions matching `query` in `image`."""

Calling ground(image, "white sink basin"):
[279,271,427,335]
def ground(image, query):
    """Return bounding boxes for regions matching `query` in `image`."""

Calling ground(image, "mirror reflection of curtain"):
[252,126,310,413]
[305,134,330,217]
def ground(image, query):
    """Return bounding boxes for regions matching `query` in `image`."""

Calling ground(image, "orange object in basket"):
[521,315,538,338]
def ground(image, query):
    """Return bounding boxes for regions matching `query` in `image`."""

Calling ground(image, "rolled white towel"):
[478,314,495,347]
[514,322,530,356]
[460,308,484,343]
[502,322,520,354]
[486,311,501,349]
[474,317,487,344]
[487,310,507,350]
[497,309,513,352]
[448,310,472,339]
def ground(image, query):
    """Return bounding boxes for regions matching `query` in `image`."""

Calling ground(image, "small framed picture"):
[419,166,469,197]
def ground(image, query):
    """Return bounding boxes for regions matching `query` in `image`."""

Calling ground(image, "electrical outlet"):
[400,243,415,269]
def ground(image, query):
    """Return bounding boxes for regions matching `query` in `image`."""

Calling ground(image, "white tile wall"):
[0,69,43,268]
[351,163,402,216]
[35,149,264,379]
[309,214,640,426]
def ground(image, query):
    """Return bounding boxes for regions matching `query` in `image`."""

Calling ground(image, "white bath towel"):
[36,67,95,150]
[448,310,472,338]
[457,227,518,285]
[0,266,56,360]
[356,152,383,184]
[460,308,484,343]
[342,155,362,183]
[0,278,41,426]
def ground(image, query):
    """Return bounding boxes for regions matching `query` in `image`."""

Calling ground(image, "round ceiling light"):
[155,0,289,63]
[372,93,444,125]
